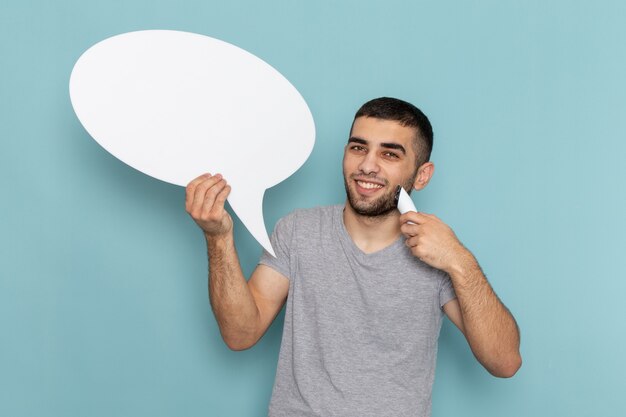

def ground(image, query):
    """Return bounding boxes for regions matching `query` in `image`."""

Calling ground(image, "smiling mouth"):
[355,180,384,190]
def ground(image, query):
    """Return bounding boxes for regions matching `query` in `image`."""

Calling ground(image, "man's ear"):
[413,162,434,191]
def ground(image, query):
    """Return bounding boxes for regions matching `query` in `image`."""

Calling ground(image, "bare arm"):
[400,211,522,378]
[186,173,289,351]
[441,259,521,378]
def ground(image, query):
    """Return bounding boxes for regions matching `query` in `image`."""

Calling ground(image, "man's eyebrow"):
[348,137,367,145]
[348,137,406,155]
[381,142,406,155]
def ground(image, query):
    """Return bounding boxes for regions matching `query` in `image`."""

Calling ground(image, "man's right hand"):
[186,173,289,351]
[185,173,233,237]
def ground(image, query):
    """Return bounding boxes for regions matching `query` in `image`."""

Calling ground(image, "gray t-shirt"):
[259,205,456,417]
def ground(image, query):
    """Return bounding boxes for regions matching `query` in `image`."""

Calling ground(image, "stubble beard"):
[344,171,418,218]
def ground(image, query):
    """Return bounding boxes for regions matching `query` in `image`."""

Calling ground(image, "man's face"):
[343,116,421,217]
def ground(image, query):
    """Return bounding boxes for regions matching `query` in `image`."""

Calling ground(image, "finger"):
[186,173,212,211]
[405,235,419,248]
[200,180,228,218]
[190,174,221,214]
[400,222,419,237]
[399,211,428,225]
[190,174,223,214]
[211,184,231,215]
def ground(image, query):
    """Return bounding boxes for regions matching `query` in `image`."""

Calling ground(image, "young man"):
[186,97,521,417]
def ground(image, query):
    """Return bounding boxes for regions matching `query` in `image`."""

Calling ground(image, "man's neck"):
[342,201,402,254]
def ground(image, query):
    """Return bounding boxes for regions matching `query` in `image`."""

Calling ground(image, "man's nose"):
[358,151,380,175]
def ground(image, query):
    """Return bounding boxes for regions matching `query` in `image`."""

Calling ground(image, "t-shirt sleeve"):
[439,271,457,308]
[258,212,295,279]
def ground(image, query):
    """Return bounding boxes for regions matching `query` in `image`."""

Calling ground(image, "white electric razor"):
[394,185,417,214]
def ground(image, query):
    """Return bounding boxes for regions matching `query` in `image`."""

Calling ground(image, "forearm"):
[206,232,260,350]
[447,251,521,377]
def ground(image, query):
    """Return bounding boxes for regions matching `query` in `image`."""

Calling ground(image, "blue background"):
[2,1,625,416]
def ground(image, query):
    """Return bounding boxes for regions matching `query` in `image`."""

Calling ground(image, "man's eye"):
[383,151,399,159]
[351,145,366,152]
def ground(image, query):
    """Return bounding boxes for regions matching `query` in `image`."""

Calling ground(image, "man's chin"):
[347,194,397,217]
[352,205,396,217]
[344,179,398,217]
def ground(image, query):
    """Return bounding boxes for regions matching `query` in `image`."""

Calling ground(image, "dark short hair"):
[352,97,433,165]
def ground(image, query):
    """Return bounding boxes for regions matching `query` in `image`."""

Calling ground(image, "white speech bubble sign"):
[69,30,316,257]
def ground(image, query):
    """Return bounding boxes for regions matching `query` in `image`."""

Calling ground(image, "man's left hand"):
[399,211,470,273]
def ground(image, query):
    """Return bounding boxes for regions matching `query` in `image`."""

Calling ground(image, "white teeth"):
[357,181,383,189]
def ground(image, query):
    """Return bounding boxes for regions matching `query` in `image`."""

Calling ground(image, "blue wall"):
[2,1,625,416]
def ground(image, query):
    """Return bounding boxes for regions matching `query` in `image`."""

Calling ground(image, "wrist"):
[445,248,479,283]
[205,231,234,250]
